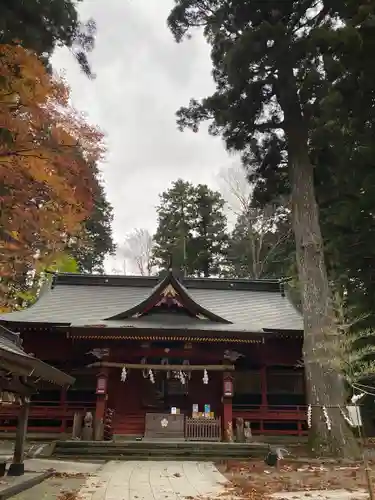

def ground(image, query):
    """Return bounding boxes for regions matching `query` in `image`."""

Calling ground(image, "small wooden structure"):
[0,325,73,475]
[145,413,185,439]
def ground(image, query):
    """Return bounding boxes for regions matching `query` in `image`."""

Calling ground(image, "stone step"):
[53,454,252,461]
[53,440,270,461]
[56,440,266,448]
[55,447,263,456]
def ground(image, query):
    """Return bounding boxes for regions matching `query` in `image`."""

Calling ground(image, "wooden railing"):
[233,404,307,419]
[0,401,96,433]
[0,402,308,436]
[185,417,221,442]
[233,404,307,436]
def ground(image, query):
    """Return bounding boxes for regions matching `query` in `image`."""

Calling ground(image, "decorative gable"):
[104,269,231,324]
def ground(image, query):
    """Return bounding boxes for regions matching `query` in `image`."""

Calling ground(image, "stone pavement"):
[76,460,371,500]
[23,457,102,474]
[77,460,227,500]
[12,458,103,500]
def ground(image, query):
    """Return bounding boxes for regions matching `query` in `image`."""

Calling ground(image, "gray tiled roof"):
[0,325,74,386]
[0,274,303,332]
[0,325,29,358]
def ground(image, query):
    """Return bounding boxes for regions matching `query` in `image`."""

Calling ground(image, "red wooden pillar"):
[260,366,268,434]
[297,419,302,436]
[222,372,233,442]
[95,370,108,440]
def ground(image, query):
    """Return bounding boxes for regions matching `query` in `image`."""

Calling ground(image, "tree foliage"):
[0,44,105,308]
[0,0,97,76]
[152,179,228,277]
[166,0,374,457]
[71,174,115,274]
[14,253,80,308]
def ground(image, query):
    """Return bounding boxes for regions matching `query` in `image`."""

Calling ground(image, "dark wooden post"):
[261,365,268,406]
[8,397,30,476]
[260,365,268,434]
[60,387,67,433]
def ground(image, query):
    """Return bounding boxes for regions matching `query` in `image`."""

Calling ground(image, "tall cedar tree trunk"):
[278,67,359,458]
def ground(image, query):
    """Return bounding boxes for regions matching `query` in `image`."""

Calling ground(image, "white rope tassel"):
[202,369,209,385]
[322,406,332,430]
[307,404,312,429]
[149,369,155,384]
[121,367,127,382]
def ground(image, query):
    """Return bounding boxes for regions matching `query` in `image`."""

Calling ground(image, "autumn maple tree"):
[0,43,105,308]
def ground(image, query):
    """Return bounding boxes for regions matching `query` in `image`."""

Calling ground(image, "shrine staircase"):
[112,412,144,437]
[52,439,270,461]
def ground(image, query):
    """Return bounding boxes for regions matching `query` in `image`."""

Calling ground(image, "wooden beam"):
[91,348,222,361]
[0,360,33,377]
[0,376,35,397]
[88,361,234,371]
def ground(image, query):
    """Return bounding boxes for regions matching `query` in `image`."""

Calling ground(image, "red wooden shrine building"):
[0,269,307,439]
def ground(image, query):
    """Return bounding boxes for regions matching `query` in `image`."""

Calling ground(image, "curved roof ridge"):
[0,278,54,319]
[104,268,232,324]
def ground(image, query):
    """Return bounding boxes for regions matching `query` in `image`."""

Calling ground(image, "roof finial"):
[167,254,173,272]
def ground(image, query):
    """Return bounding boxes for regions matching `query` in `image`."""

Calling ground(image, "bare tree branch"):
[218,164,292,279]
[118,228,154,276]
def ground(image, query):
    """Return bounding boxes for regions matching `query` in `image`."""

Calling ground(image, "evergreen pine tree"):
[152,180,228,277]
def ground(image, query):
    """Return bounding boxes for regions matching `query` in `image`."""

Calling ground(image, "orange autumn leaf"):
[0,44,106,303]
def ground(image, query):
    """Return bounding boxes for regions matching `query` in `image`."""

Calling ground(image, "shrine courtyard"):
[5,456,371,500]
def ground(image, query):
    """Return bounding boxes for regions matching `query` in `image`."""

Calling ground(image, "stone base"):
[7,462,25,477]
[264,451,278,467]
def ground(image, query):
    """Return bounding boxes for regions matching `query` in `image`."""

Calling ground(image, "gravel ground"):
[218,459,373,499]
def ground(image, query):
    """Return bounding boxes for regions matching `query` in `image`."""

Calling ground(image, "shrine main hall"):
[0,268,306,440]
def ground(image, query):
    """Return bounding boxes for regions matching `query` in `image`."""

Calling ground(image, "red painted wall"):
[108,368,222,435]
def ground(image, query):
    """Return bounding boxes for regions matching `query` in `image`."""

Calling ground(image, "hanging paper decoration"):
[179,371,186,385]
[141,357,148,378]
[340,406,355,427]
[183,359,191,380]
[308,404,357,429]
[149,369,155,384]
[121,367,127,382]
[322,406,332,430]
[202,369,209,385]
[351,392,365,404]
[307,404,312,429]
[161,357,170,379]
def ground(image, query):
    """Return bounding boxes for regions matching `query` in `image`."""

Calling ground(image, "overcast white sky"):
[52,0,238,272]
